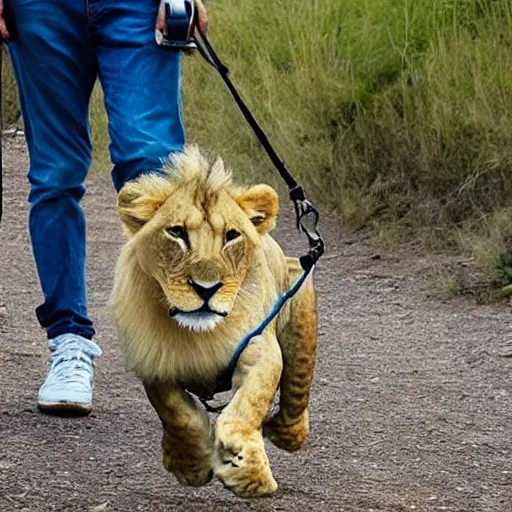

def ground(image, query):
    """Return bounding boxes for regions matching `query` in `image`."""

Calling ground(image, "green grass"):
[178,0,512,230]
[3,0,512,290]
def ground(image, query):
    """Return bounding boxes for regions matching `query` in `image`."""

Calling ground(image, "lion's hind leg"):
[264,257,318,452]
[144,381,213,487]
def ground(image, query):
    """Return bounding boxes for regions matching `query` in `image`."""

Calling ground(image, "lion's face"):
[117,149,279,332]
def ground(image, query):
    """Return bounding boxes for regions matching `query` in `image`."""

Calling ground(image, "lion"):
[109,146,318,498]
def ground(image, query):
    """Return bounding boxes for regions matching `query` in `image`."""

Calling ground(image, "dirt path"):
[0,140,511,512]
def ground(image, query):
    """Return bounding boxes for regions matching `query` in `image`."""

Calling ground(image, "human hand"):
[0,0,10,42]
[155,0,208,38]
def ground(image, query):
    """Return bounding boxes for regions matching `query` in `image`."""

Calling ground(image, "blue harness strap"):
[212,268,313,395]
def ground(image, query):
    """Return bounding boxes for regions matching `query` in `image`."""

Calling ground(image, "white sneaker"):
[37,333,102,416]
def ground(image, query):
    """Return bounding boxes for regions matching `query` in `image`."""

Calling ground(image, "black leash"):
[194,30,325,272]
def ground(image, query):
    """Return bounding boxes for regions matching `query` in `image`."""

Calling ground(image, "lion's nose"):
[188,280,223,302]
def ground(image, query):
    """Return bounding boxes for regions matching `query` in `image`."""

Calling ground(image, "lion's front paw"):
[162,431,213,487]
[264,408,310,452]
[213,427,277,498]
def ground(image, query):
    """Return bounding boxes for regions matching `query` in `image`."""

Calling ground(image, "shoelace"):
[46,344,95,389]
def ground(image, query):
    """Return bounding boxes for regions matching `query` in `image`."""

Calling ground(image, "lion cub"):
[110,146,318,498]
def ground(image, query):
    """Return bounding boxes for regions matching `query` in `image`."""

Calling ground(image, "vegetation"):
[3,0,512,289]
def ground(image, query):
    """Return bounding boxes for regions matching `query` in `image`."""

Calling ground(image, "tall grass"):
[181,0,512,229]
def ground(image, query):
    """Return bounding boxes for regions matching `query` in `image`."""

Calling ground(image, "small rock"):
[497,342,512,357]
[90,502,109,512]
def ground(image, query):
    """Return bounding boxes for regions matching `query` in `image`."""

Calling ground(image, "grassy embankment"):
[3,0,512,292]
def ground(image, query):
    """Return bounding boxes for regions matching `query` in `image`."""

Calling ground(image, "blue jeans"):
[7,0,185,340]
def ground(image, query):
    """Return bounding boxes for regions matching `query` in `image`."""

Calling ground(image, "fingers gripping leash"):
[156,0,197,50]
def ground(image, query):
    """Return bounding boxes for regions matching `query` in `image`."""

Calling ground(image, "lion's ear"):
[117,175,173,235]
[236,184,279,234]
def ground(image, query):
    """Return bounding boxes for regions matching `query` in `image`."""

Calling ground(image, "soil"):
[1,139,511,512]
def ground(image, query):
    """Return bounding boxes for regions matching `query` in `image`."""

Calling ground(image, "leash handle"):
[157,0,197,50]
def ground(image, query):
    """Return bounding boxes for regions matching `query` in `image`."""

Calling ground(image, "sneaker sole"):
[37,401,92,417]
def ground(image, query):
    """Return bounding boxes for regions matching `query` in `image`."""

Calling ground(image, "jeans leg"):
[90,0,185,191]
[7,0,98,339]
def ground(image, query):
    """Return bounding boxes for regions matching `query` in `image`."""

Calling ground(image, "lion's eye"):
[166,225,187,239]
[250,215,265,226]
[225,229,241,244]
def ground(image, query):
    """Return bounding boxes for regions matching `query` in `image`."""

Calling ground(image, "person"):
[0,0,208,416]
